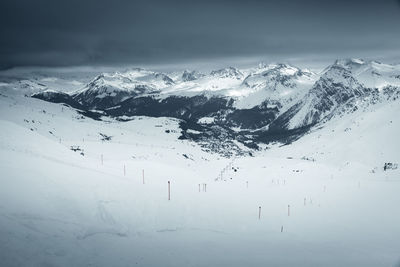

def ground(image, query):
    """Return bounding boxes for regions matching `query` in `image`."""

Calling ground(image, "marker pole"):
[168,181,170,201]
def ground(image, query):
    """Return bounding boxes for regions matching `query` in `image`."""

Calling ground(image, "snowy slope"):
[1,78,400,267]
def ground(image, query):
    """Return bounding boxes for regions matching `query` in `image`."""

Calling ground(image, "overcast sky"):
[0,0,399,69]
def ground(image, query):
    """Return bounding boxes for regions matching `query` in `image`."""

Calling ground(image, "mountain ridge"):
[30,58,400,153]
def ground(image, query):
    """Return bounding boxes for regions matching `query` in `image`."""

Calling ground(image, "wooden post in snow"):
[281,225,284,232]
[288,205,290,216]
[304,198,306,206]
[168,181,170,201]
[199,184,201,192]
[142,169,145,184]
[258,206,261,220]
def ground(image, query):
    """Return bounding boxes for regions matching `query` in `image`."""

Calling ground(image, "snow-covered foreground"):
[0,88,399,267]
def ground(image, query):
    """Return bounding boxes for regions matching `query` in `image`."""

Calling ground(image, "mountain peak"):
[330,58,369,71]
[210,67,243,79]
[182,70,204,82]
[334,58,366,66]
[321,58,368,77]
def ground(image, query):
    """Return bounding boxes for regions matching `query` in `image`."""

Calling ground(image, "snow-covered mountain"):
[28,59,400,151]
[1,59,400,267]
[72,69,175,110]
[210,66,244,80]
[181,70,205,82]
[269,59,400,131]
[235,63,317,109]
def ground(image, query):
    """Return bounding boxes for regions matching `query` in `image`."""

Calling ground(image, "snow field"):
[0,89,399,266]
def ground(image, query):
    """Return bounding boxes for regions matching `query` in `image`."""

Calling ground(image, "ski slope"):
[0,76,400,267]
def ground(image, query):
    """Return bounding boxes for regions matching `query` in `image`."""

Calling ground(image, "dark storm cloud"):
[0,0,399,68]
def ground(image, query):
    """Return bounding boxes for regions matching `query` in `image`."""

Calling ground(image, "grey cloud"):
[0,0,399,69]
